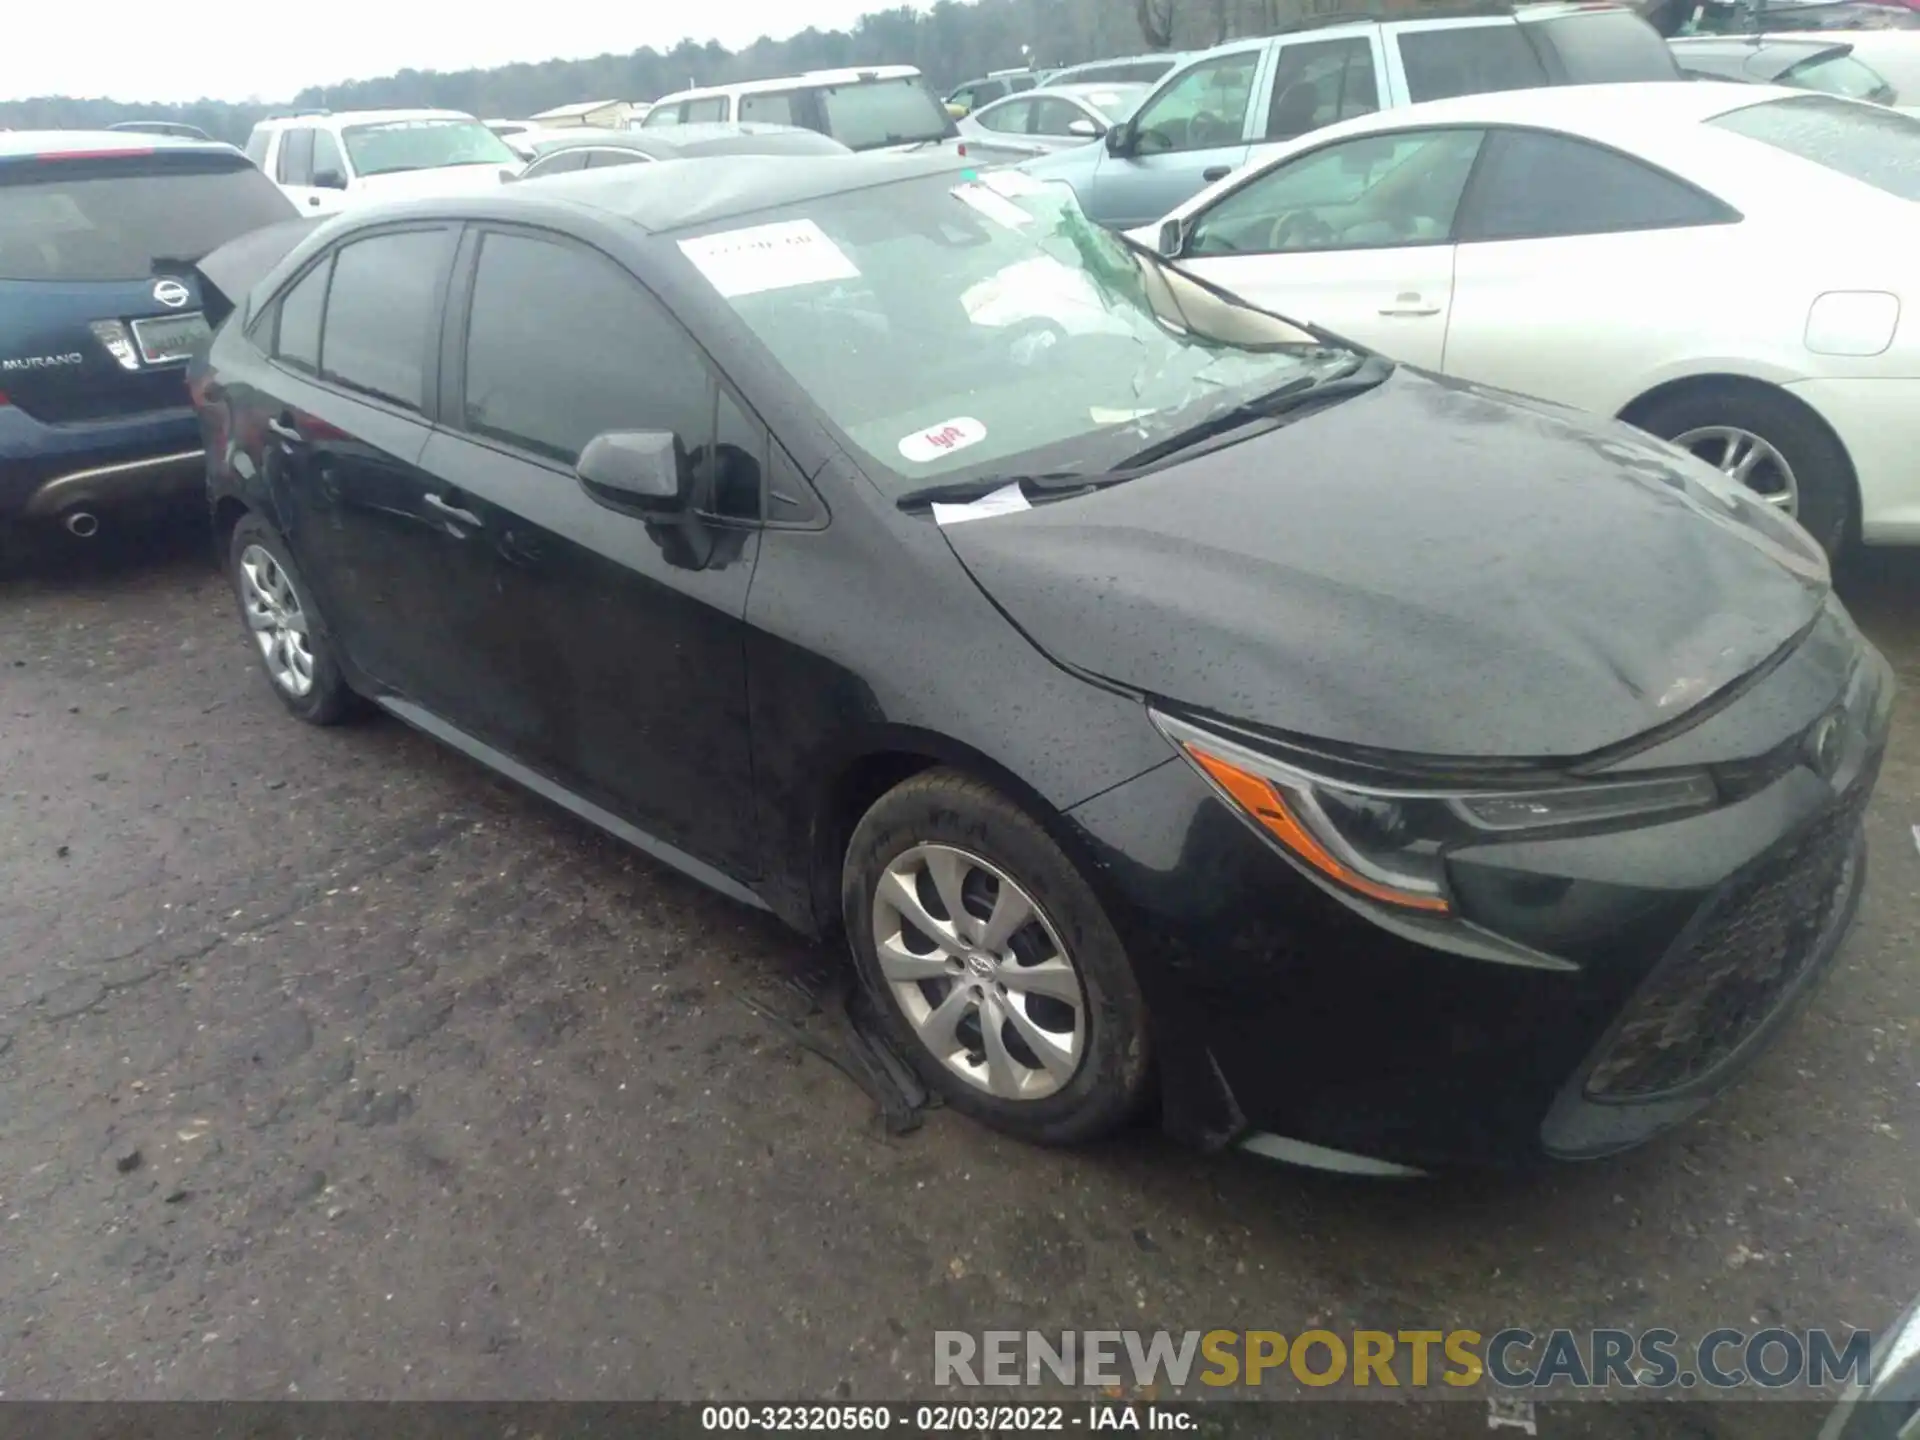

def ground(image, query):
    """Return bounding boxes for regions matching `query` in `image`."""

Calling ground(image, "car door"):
[1442,127,1741,410]
[415,226,762,876]
[1084,45,1274,229]
[1175,127,1484,369]
[258,226,468,700]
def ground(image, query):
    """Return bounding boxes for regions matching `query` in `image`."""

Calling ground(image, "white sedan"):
[1130,81,1920,555]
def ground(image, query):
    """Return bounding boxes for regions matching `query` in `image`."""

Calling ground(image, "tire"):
[1630,384,1857,560]
[842,767,1150,1144]
[226,513,357,725]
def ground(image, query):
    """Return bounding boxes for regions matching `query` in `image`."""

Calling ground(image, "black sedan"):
[187,154,1893,1173]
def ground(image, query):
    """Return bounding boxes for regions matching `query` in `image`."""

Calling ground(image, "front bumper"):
[1064,629,1894,1171]
[0,402,203,520]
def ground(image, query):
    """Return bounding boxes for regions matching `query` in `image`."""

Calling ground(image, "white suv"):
[242,108,522,215]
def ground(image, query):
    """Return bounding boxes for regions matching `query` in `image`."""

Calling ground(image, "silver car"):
[955,83,1150,156]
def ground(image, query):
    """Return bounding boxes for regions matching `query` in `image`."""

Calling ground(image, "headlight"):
[1152,711,1717,914]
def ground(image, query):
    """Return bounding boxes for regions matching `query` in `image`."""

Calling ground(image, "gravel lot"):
[1,515,1914,1415]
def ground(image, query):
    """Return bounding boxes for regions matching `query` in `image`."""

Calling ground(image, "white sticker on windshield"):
[932,482,1031,528]
[951,181,1032,230]
[899,416,987,464]
[677,219,859,298]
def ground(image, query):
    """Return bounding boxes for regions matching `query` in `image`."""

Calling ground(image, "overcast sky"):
[0,0,906,104]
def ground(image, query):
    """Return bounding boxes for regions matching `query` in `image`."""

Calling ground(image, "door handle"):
[423,492,482,528]
[265,416,303,444]
[1379,293,1442,318]
[307,195,321,207]
[1202,165,1232,182]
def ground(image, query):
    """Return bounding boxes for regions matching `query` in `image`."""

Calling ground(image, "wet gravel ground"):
[0,515,1915,1414]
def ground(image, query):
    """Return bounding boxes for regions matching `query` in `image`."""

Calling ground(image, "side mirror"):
[1155,216,1189,259]
[1068,117,1101,138]
[313,168,346,190]
[576,429,688,514]
[1104,123,1134,156]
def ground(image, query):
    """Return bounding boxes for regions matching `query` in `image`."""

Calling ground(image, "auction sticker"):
[678,219,859,298]
[899,416,986,463]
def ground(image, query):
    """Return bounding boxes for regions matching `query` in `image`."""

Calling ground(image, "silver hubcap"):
[238,544,315,698]
[871,843,1085,1101]
[1670,425,1799,515]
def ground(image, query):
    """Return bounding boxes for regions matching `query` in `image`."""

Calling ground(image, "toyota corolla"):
[187,155,1892,1173]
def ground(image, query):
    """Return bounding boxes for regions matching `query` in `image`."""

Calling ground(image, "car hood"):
[939,368,1831,761]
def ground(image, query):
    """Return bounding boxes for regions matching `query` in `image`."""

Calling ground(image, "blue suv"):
[0,132,294,536]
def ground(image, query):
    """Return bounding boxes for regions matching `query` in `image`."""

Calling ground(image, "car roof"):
[0,129,242,160]
[534,122,850,158]
[355,151,976,238]
[1050,52,1188,73]
[259,108,477,128]
[652,65,922,104]
[1299,74,1798,137]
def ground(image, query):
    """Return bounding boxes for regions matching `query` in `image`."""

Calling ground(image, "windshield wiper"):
[1115,353,1394,472]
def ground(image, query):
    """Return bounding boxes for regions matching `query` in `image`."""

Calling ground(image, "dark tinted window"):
[461,231,716,467]
[312,128,348,181]
[274,258,329,370]
[1461,129,1731,240]
[1779,52,1895,101]
[1267,36,1380,139]
[1398,25,1548,102]
[276,127,315,184]
[1531,10,1681,81]
[0,154,295,282]
[1710,93,1920,200]
[319,228,450,410]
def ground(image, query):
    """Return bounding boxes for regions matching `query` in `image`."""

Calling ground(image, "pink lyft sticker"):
[898,416,986,463]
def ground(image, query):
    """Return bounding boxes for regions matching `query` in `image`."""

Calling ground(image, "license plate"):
[130,312,212,365]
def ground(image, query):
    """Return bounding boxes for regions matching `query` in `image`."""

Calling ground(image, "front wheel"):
[842,768,1151,1145]
[1631,385,1857,560]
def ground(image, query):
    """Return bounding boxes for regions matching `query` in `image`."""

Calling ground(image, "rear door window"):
[0,154,296,282]
[276,127,315,185]
[317,227,453,411]
[1459,128,1734,240]
[1267,36,1380,139]
[740,89,802,125]
[1397,25,1548,102]
[1031,98,1094,137]
[685,97,729,123]
[1708,93,1920,199]
[528,150,591,176]
[586,148,650,169]
[976,97,1037,134]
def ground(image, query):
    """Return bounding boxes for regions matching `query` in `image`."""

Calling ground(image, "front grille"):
[1584,785,1869,1102]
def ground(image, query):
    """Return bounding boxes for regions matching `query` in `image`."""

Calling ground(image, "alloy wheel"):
[238,544,316,698]
[870,843,1086,1101]
[1670,425,1799,516]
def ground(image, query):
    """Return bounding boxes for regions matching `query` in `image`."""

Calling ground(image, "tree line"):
[0,0,1493,144]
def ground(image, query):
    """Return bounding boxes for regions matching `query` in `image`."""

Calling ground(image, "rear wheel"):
[227,513,356,725]
[1631,385,1857,559]
[842,768,1150,1144]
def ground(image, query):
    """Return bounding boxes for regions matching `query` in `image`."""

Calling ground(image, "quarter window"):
[1459,129,1731,241]
[1187,129,1484,255]
[274,258,329,371]
[1133,50,1262,154]
[1397,26,1548,103]
[317,228,451,411]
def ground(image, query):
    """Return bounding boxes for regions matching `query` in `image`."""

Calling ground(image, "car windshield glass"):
[817,78,955,149]
[674,171,1354,489]
[1708,91,1920,198]
[341,119,517,175]
[0,155,294,281]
